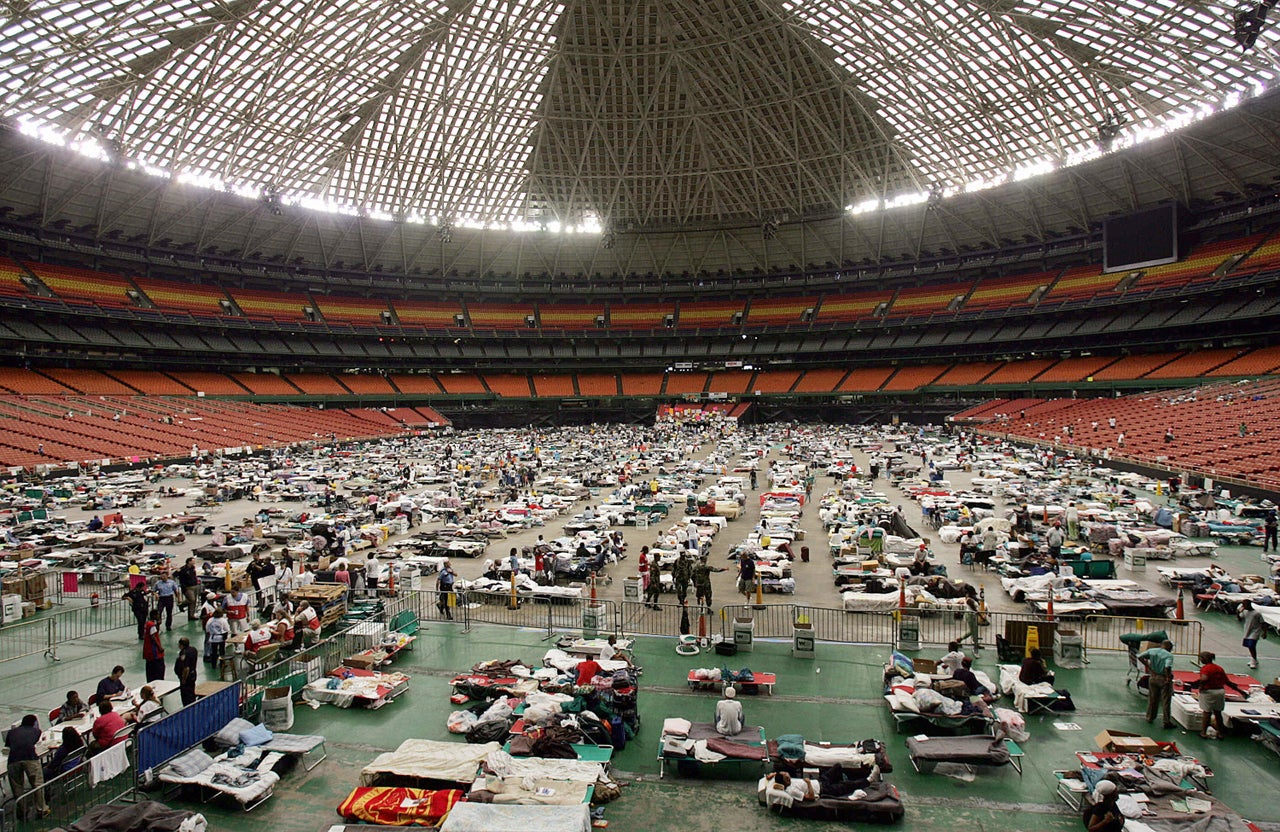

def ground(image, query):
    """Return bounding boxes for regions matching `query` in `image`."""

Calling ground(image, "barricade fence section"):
[137,682,242,774]
[47,569,126,605]
[0,617,54,663]
[0,733,137,832]
[620,600,703,638]
[1083,615,1203,657]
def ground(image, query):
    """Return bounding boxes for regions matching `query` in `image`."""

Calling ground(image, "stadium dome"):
[0,1,1278,275]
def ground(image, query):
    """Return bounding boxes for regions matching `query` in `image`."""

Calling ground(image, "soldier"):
[672,552,693,605]
[645,561,663,609]
[692,555,726,609]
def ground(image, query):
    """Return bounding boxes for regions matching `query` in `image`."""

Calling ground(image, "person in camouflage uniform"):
[692,555,726,608]
[672,552,693,605]
[645,562,663,608]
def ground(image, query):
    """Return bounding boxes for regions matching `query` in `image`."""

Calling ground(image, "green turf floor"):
[5,609,1278,832]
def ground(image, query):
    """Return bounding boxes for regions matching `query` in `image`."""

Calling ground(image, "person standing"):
[1191,650,1246,739]
[672,552,693,605]
[1138,639,1176,728]
[1240,599,1266,670]
[1064,502,1080,541]
[1045,522,1064,560]
[645,561,663,609]
[204,608,230,665]
[174,637,199,706]
[692,555,726,609]
[154,572,179,631]
[224,583,250,634]
[123,582,151,640]
[737,553,756,599]
[142,609,165,682]
[436,561,456,619]
[5,714,48,818]
[176,557,200,622]
[364,553,382,594]
[1265,509,1279,554]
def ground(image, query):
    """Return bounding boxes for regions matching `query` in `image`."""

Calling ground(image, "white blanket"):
[361,739,499,785]
[439,803,591,832]
[485,749,605,783]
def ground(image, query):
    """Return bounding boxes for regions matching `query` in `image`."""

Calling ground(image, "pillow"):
[662,717,692,737]
[167,748,213,777]
[214,718,255,747]
[239,724,274,747]
[895,692,921,713]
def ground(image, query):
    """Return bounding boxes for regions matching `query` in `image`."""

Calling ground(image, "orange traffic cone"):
[1175,587,1185,620]
[1046,593,1055,622]
[898,582,906,610]
[590,573,597,603]
[698,610,708,646]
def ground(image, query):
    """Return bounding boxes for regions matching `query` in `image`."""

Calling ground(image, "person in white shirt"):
[365,555,383,592]
[244,620,274,654]
[204,608,230,664]
[939,641,965,675]
[132,686,164,724]
[714,686,744,736]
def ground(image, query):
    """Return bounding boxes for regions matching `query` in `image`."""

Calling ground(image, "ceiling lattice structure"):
[0,0,1276,234]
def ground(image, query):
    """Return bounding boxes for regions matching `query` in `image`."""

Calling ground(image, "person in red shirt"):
[142,609,165,681]
[1191,650,1246,739]
[224,582,251,634]
[90,701,127,752]
[575,658,602,686]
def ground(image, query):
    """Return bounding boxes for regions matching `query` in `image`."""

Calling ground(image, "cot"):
[757,777,905,823]
[906,733,1023,775]
[658,719,767,778]
[157,746,282,811]
[687,669,777,695]
[303,667,410,709]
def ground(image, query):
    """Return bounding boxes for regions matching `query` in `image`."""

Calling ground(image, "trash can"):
[261,686,295,731]
[792,620,815,659]
[623,576,641,602]
[800,546,810,563]
[1053,629,1085,669]
[897,613,920,651]
[733,616,755,652]
[582,603,605,638]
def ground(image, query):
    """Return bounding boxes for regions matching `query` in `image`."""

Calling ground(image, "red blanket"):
[337,786,463,826]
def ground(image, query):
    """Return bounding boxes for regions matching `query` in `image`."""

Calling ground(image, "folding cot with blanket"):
[767,737,893,776]
[658,718,768,778]
[757,776,905,824]
[157,745,282,811]
[998,664,1063,714]
[336,786,464,826]
[303,666,411,709]
[687,668,777,695]
[438,803,592,832]
[361,740,502,787]
[883,675,997,734]
[1054,747,1212,811]
[905,733,1024,775]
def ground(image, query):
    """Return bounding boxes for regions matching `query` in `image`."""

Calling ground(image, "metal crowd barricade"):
[0,732,138,832]
[137,682,242,775]
[1083,615,1203,657]
[47,569,126,606]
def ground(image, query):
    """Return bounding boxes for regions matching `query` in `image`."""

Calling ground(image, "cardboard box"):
[913,658,939,674]
[861,560,880,572]
[343,651,387,671]
[1095,730,1161,754]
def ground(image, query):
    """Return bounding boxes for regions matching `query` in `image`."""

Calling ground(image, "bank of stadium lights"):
[846,79,1274,219]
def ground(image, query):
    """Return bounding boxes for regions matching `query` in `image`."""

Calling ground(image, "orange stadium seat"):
[482,374,532,397]
[1043,266,1124,302]
[888,284,971,317]
[576,373,619,396]
[963,271,1054,310]
[339,375,397,395]
[26,262,135,307]
[677,300,744,329]
[747,297,818,326]
[229,373,300,395]
[608,302,673,330]
[132,277,232,316]
[982,360,1055,384]
[1090,353,1182,381]
[1233,232,1280,275]
[881,365,947,391]
[838,367,894,392]
[467,303,533,330]
[664,372,710,394]
[930,362,1001,386]
[1033,357,1118,383]
[41,369,136,396]
[1134,235,1265,291]
[532,374,576,397]
[746,370,801,393]
[106,371,191,395]
[437,374,488,395]
[539,304,605,330]
[284,374,349,395]
[1144,349,1243,379]
[392,300,466,328]
[706,370,754,395]
[1206,346,1280,377]
[0,257,33,297]
[165,372,251,395]
[314,296,392,325]
[619,372,665,395]
[230,288,311,320]
[0,368,74,395]
[815,290,890,323]
[793,368,848,393]
[387,374,444,394]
